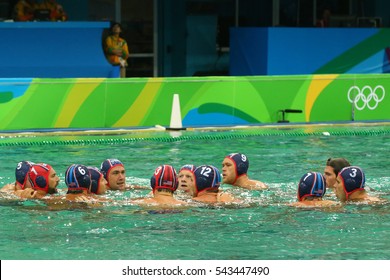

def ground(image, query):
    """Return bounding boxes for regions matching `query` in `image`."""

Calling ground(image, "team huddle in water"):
[0,153,384,209]
[292,157,383,207]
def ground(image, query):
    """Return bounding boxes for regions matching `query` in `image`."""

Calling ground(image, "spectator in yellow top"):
[39,0,67,21]
[13,0,37,21]
[105,22,129,78]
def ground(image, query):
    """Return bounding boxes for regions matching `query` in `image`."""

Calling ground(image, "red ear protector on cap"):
[28,163,52,193]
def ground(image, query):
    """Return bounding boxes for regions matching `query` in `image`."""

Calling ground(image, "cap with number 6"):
[65,164,92,193]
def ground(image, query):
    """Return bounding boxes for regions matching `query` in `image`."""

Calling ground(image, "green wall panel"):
[0,74,388,131]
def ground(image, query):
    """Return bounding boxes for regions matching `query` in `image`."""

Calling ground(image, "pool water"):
[1,125,390,260]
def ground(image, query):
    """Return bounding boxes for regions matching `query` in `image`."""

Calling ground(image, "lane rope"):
[1,126,389,146]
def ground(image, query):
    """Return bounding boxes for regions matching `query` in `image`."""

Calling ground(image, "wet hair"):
[297,172,326,201]
[326,158,351,176]
[338,166,365,199]
[194,165,221,194]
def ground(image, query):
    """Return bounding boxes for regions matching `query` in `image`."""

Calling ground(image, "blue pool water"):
[0,125,389,260]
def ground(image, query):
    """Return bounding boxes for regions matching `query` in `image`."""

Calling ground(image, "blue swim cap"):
[150,165,178,192]
[65,164,91,193]
[225,153,249,182]
[339,166,365,199]
[15,161,34,189]
[88,166,104,194]
[179,164,196,173]
[297,172,326,201]
[100,159,124,180]
[194,165,221,193]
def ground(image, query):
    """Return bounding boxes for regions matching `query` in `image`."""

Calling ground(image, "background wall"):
[2,0,390,78]
[0,74,388,131]
[0,21,113,78]
[230,27,390,75]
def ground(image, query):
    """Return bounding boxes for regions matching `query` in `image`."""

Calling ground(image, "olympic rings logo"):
[347,85,385,110]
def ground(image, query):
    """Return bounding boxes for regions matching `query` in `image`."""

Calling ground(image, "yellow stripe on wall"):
[55,79,104,127]
[114,78,163,126]
[305,74,339,121]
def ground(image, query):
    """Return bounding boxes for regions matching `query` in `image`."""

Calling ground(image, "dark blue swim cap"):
[150,165,178,192]
[179,164,196,173]
[65,164,91,193]
[297,172,326,201]
[339,166,365,199]
[88,166,104,194]
[100,159,124,180]
[15,161,34,189]
[225,153,249,182]
[194,165,221,193]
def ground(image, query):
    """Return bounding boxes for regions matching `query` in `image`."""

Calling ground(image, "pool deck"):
[0,121,389,137]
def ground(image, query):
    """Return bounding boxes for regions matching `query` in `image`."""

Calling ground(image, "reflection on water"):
[1,130,390,259]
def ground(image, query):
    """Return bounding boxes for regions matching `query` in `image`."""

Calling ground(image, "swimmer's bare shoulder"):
[242,179,268,190]
[43,195,105,210]
[131,197,190,211]
[1,183,16,193]
[289,200,341,208]
[369,196,386,203]
[217,192,242,203]
[14,188,38,199]
[351,196,386,204]
[131,197,157,205]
